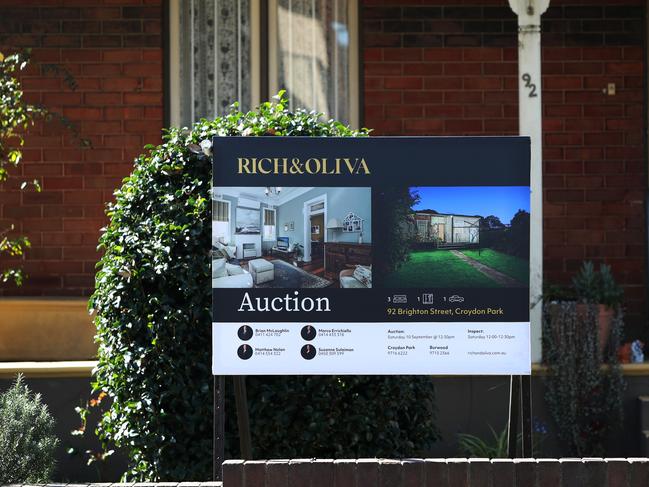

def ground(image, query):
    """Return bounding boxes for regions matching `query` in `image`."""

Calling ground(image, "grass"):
[382,249,501,288]
[460,248,528,284]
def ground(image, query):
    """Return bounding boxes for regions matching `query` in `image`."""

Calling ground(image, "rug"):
[255,259,333,289]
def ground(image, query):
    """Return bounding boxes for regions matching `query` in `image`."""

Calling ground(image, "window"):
[263,208,276,241]
[417,220,428,237]
[212,199,231,244]
[309,201,325,212]
[168,0,358,127]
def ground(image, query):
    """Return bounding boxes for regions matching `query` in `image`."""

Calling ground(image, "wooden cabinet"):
[324,242,372,280]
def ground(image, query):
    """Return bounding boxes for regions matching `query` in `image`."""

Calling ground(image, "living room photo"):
[211,187,372,289]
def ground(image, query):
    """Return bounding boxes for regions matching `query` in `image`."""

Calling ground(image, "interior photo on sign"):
[377,186,530,289]
[211,186,372,289]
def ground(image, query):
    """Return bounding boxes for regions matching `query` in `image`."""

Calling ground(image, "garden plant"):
[542,262,625,456]
[87,93,440,480]
[0,374,59,483]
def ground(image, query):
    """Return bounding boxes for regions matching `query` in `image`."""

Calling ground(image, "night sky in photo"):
[411,186,530,224]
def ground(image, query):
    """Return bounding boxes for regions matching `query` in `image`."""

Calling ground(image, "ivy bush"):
[90,94,439,480]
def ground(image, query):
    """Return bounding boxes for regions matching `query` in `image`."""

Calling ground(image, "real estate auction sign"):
[212,136,531,375]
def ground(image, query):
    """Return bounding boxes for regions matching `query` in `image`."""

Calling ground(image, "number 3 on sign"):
[522,73,538,97]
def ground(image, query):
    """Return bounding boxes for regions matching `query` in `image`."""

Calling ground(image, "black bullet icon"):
[301,344,316,360]
[301,325,317,341]
[237,344,253,360]
[238,325,253,341]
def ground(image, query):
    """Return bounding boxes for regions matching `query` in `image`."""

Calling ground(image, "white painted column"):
[508,0,549,363]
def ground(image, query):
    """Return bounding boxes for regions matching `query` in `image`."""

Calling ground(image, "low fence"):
[6,458,649,487]
[222,458,649,486]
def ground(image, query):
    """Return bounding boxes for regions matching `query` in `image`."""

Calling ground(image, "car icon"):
[448,295,464,303]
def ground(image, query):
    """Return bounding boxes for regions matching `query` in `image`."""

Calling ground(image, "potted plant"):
[572,261,624,353]
[292,242,304,265]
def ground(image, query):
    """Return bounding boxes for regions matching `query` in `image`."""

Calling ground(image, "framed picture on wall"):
[311,225,320,234]
[235,207,261,234]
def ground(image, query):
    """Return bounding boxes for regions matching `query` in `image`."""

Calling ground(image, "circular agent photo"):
[238,324,254,341]
[300,324,317,341]
[300,344,317,360]
[237,344,253,360]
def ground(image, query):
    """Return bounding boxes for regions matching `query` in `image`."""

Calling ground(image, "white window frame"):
[168,0,358,128]
[262,207,277,242]
[212,199,231,244]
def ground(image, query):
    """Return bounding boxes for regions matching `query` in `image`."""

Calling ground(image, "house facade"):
[0,1,644,325]
[0,0,648,476]
[414,211,481,245]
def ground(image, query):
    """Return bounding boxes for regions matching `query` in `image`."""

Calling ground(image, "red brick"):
[403,91,443,104]
[384,48,421,62]
[366,63,402,75]
[423,48,462,62]
[463,47,501,61]
[102,77,142,90]
[463,77,501,89]
[544,77,582,89]
[425,105,464,118]
[384,77,423,90]
[62,107,103,120]
[423,76,462,89]
[403,63,443,75]
[60,49,100,63]
[403,119,444,133]
[444,63,481,75]
[385,105,423,118]
[606,62,643,75]
[445,119,482,133]
[123,63,162,76]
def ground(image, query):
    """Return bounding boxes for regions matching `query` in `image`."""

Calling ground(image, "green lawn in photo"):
[382,249,501,288]
[461,249,529,284]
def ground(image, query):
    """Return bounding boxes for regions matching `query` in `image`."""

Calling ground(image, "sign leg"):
[233,375,253,459]
[214,375,225,481]
[521,374,533,456]
[507,375,520,457]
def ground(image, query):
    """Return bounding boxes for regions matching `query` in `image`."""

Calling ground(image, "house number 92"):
[522,73,538,97]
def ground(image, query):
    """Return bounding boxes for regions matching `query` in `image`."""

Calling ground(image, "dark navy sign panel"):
[212,136,530,187]
[211,136,531,375]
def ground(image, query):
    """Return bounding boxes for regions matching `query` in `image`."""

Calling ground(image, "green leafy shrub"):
[0,51,42,285]
[542,301,624,456]
[0,374,59,483]
[89,94,439,480]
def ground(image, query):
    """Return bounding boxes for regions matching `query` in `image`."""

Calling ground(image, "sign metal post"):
[213,375,225,481]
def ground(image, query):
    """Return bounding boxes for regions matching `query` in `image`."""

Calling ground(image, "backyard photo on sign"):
[378,186,530,288]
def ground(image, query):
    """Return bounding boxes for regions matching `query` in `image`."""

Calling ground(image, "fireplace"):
[242,243,257,259]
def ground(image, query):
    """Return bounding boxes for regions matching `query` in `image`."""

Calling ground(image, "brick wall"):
[363,0,647,331]
[223,458,649,487]
[0,1,163,296]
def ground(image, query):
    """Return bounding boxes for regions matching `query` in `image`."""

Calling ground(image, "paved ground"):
[451,250,525,287]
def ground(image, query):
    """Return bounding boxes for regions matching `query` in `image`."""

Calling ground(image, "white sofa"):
[212,258,253,288]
